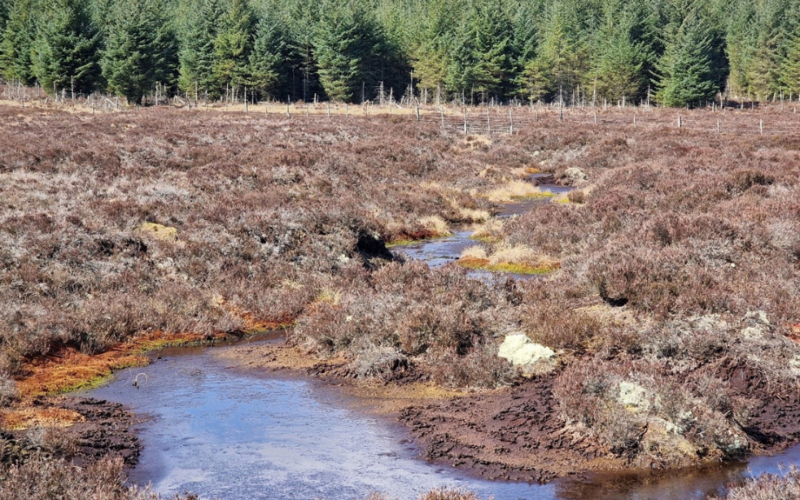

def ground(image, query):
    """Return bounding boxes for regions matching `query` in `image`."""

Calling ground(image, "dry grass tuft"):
[485,180,554,202]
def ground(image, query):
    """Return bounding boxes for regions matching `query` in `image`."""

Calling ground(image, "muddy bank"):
[398,375,616,483]
[1,397,140,467]
[221,340,800,485]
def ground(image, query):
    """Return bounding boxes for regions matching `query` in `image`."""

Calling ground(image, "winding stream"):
[84,338,800,500]
[79,176,799,500]
[393,181,572,281]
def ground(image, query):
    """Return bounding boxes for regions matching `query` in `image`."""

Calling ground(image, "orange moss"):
[0,407,85,430]
[458,257,561,275]
[14,331,235,400]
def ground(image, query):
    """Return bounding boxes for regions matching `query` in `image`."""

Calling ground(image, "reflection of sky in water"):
[85,345,556,500]
[83,342,800,500]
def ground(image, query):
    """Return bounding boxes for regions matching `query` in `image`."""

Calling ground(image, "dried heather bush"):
[715,466,800,500]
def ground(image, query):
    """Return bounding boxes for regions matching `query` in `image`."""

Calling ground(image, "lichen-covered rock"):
[618,381,650,412]
[563,167,588,186]
[498,334,555,374]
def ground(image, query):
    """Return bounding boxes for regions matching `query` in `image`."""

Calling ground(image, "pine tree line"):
[1,0,800,107]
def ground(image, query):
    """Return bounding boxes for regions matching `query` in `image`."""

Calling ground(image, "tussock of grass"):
[470,219,504,243]
[484,180,555,203]
[458,245,561,275]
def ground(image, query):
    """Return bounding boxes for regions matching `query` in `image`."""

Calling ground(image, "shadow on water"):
[82,339,800,500]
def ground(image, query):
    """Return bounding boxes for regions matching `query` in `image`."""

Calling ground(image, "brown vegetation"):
[2,104,800,495]
[713,466,800,500]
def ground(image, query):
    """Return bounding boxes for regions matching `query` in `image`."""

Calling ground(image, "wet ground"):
[82,338,800,500]
[392,182,573,281]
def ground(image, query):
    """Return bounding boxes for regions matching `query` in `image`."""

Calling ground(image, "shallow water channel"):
[392,181,573,281]
[81,177,799,499]
[84,338,800,500]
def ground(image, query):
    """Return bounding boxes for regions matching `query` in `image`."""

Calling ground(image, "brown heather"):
[1,105,800,496]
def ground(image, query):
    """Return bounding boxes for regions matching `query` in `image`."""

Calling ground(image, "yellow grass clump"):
[470,219,504,243]
[458,244,560,275]
[137,221,178,241]
[485,180,554,203]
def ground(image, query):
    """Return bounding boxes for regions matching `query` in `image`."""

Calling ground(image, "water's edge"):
[82,338,800,500]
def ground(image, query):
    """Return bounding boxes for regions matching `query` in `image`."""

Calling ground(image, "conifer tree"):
[655,10,717,107]
[468,0,513,98]
[32,0,102,95]
[510,0,544,99]
[446,0,514,102]
[101,0,177,104]
[532,0,588,102]
[248,15,290,99]
[411,0,457,97]
[178,0,223,97]
[0,0,37,85]
[782,31,800,96]
[213,0,254,90]
[592,1,648,103]
[313,0,383,102]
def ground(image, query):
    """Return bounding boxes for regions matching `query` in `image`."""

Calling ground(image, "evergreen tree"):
[284,0,321,102]
[213,0,254,90]
[655,10,717,107]
[178,0,223,97]
[532,0,589,102]
[446,0,514,102]
[410,0,457,98]
[468,0,513,98]
[782,30,800,96]
[0,0,37,85]
[248,15,290,99]
[313,0,383,102]
[510,0,545,99]
[592,0,648,103]
[101,0,177,104]
[32,0,102,96]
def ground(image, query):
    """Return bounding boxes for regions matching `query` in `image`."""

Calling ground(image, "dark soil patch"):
[398,375,617,483]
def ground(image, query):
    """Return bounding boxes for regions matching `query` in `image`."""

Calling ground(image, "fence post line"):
[633,114,636,126]
[717,119,720,134]
[286,102,290,118]
[760,118,763,135]
[509,108,513,135]
[487,108,491,135]
[416,104,420,121]
[678,115,682,128]
[440,107,445,129]
[305,103,309,119]
[463,108,467,135]
[327,102,331,118]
